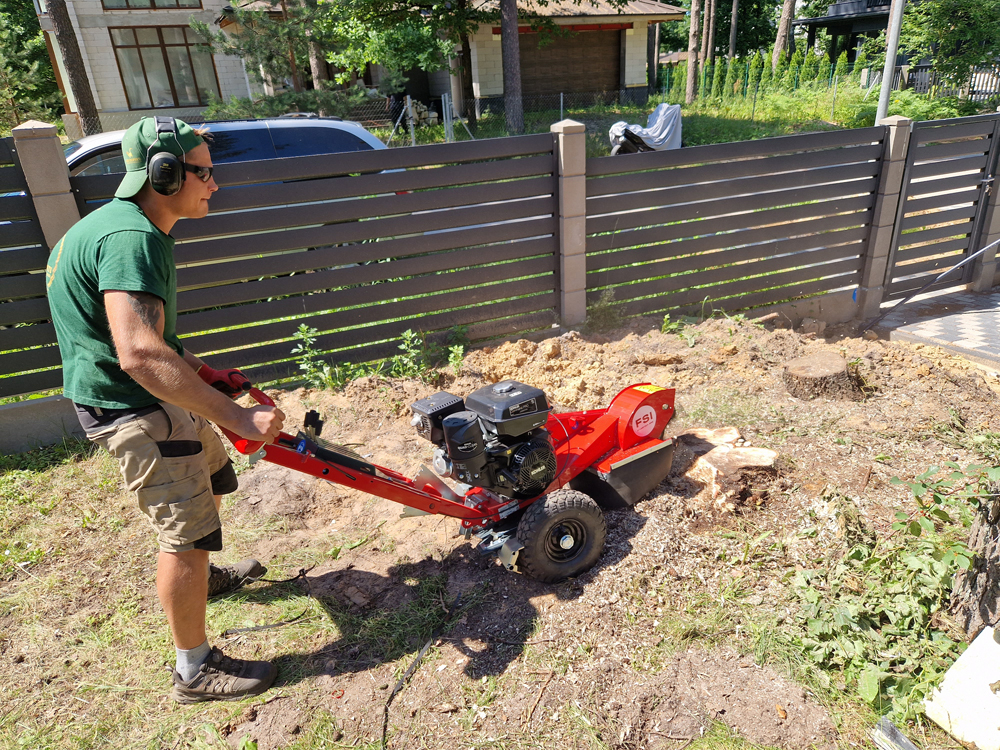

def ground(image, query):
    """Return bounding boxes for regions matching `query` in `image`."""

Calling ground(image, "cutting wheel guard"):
[222,383,675,532]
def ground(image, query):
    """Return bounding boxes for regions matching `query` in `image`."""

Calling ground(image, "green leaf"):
[955,555,972,570]
[858,665,882,703]
[918,516,936,533]
[894,511,909,521]
[908,520,923,537]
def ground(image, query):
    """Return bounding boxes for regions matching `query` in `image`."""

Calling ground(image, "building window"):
[110,26,220,109]
[103,0,202,9]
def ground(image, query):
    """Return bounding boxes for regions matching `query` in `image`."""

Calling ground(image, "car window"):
[271,127,373,157]
[71,149,127,177]
[204,128,276,163]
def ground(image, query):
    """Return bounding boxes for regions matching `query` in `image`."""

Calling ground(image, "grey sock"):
[175,640,212,682]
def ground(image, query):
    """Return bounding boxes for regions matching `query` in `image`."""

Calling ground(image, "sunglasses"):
[183,163,214,183]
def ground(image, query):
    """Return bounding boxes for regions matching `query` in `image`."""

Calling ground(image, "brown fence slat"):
[587,161,879,234]
[0,245,51,275]
[587,176,878,252]
[214,133,555,187]
[901,205,978,232]
[0,272,45,300]
[893,237,970,264]
[178,251,555,314]
[914,120,997,145]
[0,368,62,399]
[191,291,556,367]
[0,321,57,351]
[602,262,860,315]
[586,126,885,178]
[0,138,14,164]
[178,234,555,291]
[174,200,556,266]
[899,220,974,248]
[0,345,61,377]
[588,171,876,233]
[0,166,27,193]
[590,231,863,289]
[174,175,555,241]
[0,296,49,326]
[0,194,37,222]
[0,220,45,250]
[893,254,964,279]
[690,275,860,316]
[204,154,557,213]
[180,259,554,343]
[591,229,865,290]
[587,144,883,199]
[904,173,981,198]
[610,275,841,318]
[904,187,980,214]
[588,194,873,261]
[910,153,988,182]
[914,138,991,163]
[589,217,869,283]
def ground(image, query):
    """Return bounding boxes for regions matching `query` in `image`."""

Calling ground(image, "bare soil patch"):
[5,313,998,749]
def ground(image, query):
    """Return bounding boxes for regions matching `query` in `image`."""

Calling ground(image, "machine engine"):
[411,380,557,499]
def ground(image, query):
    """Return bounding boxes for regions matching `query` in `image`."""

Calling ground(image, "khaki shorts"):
[89,402,234,553]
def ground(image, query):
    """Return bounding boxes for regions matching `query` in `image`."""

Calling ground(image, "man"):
[46,117,286,703]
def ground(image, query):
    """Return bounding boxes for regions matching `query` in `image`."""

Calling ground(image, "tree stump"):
[950,493,1000,639]
[782,351,861,401]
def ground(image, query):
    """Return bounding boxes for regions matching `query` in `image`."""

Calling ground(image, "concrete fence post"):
[11,120,81,249]
[551,119,588,327]
[856,115,912,321]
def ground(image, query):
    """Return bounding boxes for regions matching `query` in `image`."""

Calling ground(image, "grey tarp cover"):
[609,103,682,151]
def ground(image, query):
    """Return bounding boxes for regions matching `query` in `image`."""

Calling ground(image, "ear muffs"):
[147,117,185,196]
[147,150,184,196]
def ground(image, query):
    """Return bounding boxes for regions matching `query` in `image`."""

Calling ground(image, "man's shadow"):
[221,503,650,689]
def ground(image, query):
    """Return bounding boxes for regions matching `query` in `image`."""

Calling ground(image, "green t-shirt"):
[46,198,183,409]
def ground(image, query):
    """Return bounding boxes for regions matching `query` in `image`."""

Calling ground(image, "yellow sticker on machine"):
[633,384,665,394]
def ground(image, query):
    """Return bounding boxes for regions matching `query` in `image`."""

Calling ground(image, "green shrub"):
[723,57,738,99]
[747,52,763,96]
[710,60,725,99]
[834,51,850,83]
[801,50,818,85]
[203,85,372,120]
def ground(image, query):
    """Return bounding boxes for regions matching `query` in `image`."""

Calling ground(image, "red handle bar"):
[219,387,275,455]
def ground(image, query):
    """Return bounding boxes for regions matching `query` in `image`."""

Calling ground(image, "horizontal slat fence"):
[0,137,51,396]
[0,135,558,396]
[584,128,885,318]
[885,116,1000,300]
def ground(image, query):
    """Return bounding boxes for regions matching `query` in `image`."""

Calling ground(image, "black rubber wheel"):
[515,489,606,583]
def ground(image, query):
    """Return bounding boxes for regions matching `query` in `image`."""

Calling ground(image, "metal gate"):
[884,114,1000,299]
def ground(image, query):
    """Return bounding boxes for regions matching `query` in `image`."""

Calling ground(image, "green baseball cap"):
[115,116,204,199]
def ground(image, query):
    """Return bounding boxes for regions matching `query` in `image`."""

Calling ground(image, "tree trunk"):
[685,0,702,104]
[728,0,739,59]
[46,0,100,135]
[500,0,524,134]
[460,33,477,129]
[308,40,328,88]
[706,0,717,65]
[951,493,1000,639]
[773,0,795,71]
[698,0,711,68]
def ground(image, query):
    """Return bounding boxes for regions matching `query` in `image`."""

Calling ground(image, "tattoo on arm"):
[126,292,163,330]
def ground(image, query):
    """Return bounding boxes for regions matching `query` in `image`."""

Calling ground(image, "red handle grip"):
[220,387,276,455]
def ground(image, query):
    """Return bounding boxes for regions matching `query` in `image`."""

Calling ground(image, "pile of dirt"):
[221,314,1000,749]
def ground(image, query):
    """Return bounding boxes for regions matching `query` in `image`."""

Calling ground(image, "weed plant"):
[778,464,994,722]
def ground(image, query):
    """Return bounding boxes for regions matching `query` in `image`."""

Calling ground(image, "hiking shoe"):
[208,559,266,597]
[170,647,277,704]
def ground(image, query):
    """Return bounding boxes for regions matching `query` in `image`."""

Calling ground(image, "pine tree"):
[786,49,804,89]
[670,61,687,103]
[747,51,763,96]
[760,47,773,91]
[710,59,725,98]
[801,49,818,85]
[834,51,849,83]
[723,54,738,98]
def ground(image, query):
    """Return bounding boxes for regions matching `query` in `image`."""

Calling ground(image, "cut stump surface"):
[783,350,861,401]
